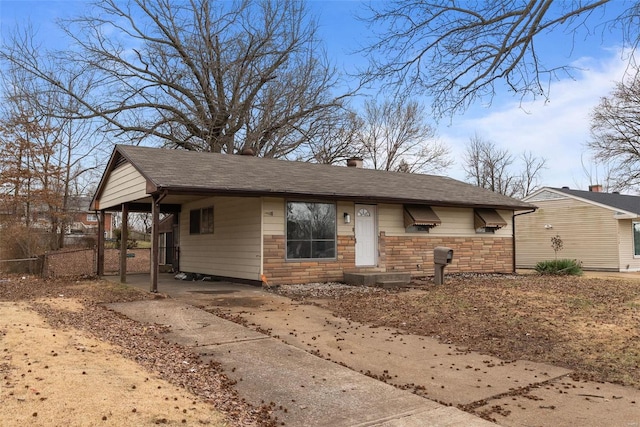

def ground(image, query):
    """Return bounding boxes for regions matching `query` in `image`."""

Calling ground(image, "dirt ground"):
[0,276,275,427]
[2,273,639,426]
[274,273,640,389]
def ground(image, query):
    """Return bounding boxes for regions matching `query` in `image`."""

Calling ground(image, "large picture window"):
[286,202,336,259]
[189,206,214,234]
[633,222,640,256]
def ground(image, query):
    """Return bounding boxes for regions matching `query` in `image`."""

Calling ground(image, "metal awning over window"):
[474,208,507,229]
[404,205,441,228]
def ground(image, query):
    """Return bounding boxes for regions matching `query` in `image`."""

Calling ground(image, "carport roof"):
[92,145,536,210]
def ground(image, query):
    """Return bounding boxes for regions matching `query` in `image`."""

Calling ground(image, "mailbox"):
[433,246,453,285]
[434,247,453,265]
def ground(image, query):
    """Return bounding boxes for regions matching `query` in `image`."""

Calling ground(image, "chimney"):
[589,184,603,192]
[346,157,363,168]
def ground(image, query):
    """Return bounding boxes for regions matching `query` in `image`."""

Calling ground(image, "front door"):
[355,204,377,266]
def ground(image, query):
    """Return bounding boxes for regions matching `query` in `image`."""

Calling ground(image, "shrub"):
[535,259,583,275]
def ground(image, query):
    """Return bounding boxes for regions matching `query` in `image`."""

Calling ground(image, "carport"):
[94,200,181,292]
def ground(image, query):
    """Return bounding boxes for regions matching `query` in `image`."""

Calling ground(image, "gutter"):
[512,208,537,273]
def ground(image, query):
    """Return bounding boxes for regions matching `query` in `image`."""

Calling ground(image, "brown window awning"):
[404,205,441,228]
[474,208,507,229]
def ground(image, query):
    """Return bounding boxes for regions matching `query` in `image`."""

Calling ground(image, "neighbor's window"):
[634,222,640,256]
[286,202,336,259]
[190,206,214,234]
[86,213,98,222]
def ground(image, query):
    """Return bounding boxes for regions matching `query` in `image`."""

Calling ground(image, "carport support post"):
[96,210,105,276]
[150,194,160,293]
[120,203,129,283]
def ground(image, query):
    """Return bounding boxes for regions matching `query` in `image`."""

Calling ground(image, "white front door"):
[355,204,377,266]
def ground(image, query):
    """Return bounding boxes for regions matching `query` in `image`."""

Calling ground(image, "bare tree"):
[589,67,640,190]
[354,98,452,173]
[304,111,362,164]
[1,0,349,156]
[463,134,546,198]
[580,154,615,191]
[520,150,547,197]
[0,46,103,250]
[359,1,639,118]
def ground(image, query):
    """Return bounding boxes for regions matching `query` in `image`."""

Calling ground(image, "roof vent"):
[346,157,363,168]
[239,147,255,156]
[561,186,570,189]
[613,191,620,194]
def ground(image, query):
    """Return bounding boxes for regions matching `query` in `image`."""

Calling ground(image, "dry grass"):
[282,274,640,388]
[0,275,276,426]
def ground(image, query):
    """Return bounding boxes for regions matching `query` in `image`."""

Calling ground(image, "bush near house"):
[534,259,583,275]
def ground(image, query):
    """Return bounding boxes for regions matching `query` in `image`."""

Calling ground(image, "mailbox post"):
[433,246,453,285]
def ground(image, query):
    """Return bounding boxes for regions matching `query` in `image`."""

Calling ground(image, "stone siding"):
[263,233,513,285]
[380,232,513,276]
[263,235,382,285]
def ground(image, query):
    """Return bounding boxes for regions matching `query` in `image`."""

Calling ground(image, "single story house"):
[90,145,535,290]
[516,185,640,271]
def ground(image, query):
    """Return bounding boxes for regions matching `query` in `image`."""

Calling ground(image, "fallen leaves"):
[275,274,640,388]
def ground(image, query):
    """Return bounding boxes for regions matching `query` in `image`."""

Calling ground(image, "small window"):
[357,208,371,217]
[404,205,441,233]
[86,213,98,222]
[633,223,640,256]
[190,207,214,234]
[474,209,506,234]
[406,225,432,233]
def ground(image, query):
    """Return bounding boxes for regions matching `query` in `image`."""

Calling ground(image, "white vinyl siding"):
[379,204,512,237]
[180,196,261,281]
[618,219,640,271]
[262,197,285,235]
[98,163,148,209]
[337,201,355,236]
[516,197,620,270]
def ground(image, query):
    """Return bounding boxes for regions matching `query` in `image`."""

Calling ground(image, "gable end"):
[528,190,567,202]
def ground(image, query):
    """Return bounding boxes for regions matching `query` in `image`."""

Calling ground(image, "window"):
[634,223,640,256]
[286,202,336,259]
[86,213,98,222]
[403,205,441,233]
[189,206,214,234]
[474,208,507,234]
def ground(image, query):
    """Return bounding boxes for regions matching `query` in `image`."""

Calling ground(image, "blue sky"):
[0,0,634,191]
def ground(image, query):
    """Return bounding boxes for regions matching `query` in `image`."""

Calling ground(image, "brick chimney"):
[589,184,603,192]
[346,157,363,168]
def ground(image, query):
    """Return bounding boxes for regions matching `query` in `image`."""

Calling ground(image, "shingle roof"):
[104,145,534,210]
[553,187,640,215]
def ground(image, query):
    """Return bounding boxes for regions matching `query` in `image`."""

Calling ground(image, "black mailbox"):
[434,246,453,265]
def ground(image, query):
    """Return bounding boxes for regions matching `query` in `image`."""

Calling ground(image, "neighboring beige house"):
[516,185,640,272]
[90,145,534,290]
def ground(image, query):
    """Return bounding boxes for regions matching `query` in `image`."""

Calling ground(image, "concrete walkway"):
[107,293,492,425]
[107,274,640,426]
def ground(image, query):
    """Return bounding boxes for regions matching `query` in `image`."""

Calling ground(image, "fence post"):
[41,252,48,277]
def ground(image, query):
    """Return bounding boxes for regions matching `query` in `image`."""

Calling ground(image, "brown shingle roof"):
[108,145,534,210]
